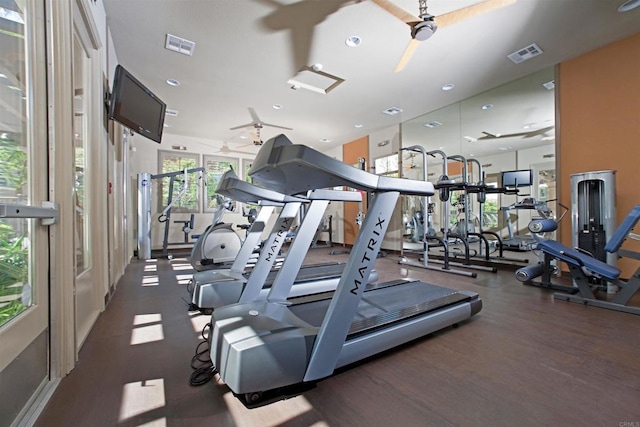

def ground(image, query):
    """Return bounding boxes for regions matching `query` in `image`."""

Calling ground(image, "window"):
[374,154,399,177]
[0,1,32,327]
[157,150,200,212]
[203,155,238,212]
[242,158,253,183]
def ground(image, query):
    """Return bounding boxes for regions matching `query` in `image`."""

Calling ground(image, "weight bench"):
[536,205,640,315]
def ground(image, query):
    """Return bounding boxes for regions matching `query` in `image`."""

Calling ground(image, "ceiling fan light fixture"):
[411,19,437,41]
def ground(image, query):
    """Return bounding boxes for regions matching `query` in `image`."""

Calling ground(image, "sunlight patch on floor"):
[136,418,166,427]
[190,313,210,334]
[118,378,165,422]
[133,313,162,326]
[176,273,192,285]
[170,261,192,271]
[142,275,159,286]
[223,391,328,427]
[130,324,164,345]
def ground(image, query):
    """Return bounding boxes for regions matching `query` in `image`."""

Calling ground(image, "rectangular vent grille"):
[165,34,196,56]
[382,107,403,116]
[508,43,543,64]
[424,120,442,128]
[543,153,555,158]
[165,109,179,117]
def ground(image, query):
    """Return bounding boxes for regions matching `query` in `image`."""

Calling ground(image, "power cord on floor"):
[189,322,217,386]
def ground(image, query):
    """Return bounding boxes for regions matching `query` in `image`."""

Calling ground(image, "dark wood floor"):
[36,247,640,426]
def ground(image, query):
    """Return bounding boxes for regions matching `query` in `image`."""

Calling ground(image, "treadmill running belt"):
[289,280,473,337]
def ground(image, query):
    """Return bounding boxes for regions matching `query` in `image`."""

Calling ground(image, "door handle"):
[0,201,59,225]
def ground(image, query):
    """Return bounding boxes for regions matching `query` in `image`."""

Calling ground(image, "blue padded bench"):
[534,204,640,316]
[536,240,621,281]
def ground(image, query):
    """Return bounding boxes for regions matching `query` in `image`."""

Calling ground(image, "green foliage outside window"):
[158,151,200,212]
[204,156,238,211]
[0,143,30,327]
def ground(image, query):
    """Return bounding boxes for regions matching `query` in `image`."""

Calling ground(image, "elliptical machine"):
[189,195,245,271]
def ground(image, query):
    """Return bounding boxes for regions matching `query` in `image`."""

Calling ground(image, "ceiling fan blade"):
[260,121,293,131]
[395,38,421,72]
[370,0,421,25]
[524,125,554,138]
[248,107,261,123]
[435,0,517,29]
[230,122,255,130]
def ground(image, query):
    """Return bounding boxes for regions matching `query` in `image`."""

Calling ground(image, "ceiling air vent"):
[543,153,555,159]
[165,109,179,117]
[382,107,403,116]
[165,34,196,56]
[508,43,543,64]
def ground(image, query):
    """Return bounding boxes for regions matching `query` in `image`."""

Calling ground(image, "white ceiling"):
[102,0,640,156]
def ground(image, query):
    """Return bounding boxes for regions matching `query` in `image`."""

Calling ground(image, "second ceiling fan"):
[230,107,293,146]
[371,0,517,72]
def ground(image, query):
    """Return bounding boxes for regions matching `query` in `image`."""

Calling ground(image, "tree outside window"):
[157,150,201,213]
[204,155,238,212]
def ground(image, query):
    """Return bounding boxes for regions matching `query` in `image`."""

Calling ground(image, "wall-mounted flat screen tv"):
[109,65,166,143]
[501,169,533,187]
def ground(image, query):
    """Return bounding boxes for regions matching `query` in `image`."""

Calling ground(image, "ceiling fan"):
[371,0,517,72]
[478,125,554,140]
[229,107,293,145]
[211,141,257,156]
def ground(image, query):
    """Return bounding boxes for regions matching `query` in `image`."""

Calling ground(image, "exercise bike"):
[190,195,249,271]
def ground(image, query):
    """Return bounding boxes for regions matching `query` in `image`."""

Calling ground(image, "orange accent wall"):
[343,136,369,245]
[557,33,640,276]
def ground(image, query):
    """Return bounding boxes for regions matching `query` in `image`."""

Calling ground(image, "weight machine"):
[137,167,204,259]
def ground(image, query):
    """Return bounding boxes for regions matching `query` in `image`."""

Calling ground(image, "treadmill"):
[209,135,482,403]
[190,169,378,313]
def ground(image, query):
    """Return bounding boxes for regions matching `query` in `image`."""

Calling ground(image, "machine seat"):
[536,240,620,281]
[604,205,640,252]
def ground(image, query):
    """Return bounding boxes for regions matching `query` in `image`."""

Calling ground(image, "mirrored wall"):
[399,67,556,249]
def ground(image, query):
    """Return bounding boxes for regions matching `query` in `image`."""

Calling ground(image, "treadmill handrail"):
[216,168,307,204]
[250,134,434,196]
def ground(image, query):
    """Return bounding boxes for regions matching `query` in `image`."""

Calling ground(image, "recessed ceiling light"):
[272,104,283,110]
[345,36,361,47]
[240,135,248,139]
[441,83,455,91]
[618,0,640,12]
[166,79,180,87]
[354,124,363,128]
[464,136,477,142]
[468,153,474,157]
[498,146,512,151]
[424,121,442,128]
[163,123,172,128]
[382,106,403,116]
[481,103,493,110]
[320,138,332,143]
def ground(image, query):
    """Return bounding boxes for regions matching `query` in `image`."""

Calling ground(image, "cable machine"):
[137,167,205,259]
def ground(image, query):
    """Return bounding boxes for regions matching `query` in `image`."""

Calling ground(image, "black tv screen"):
[501,169,533,187]
[109,65,166,143]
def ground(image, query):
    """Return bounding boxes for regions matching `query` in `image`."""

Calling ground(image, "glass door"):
[0,0,51,392]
